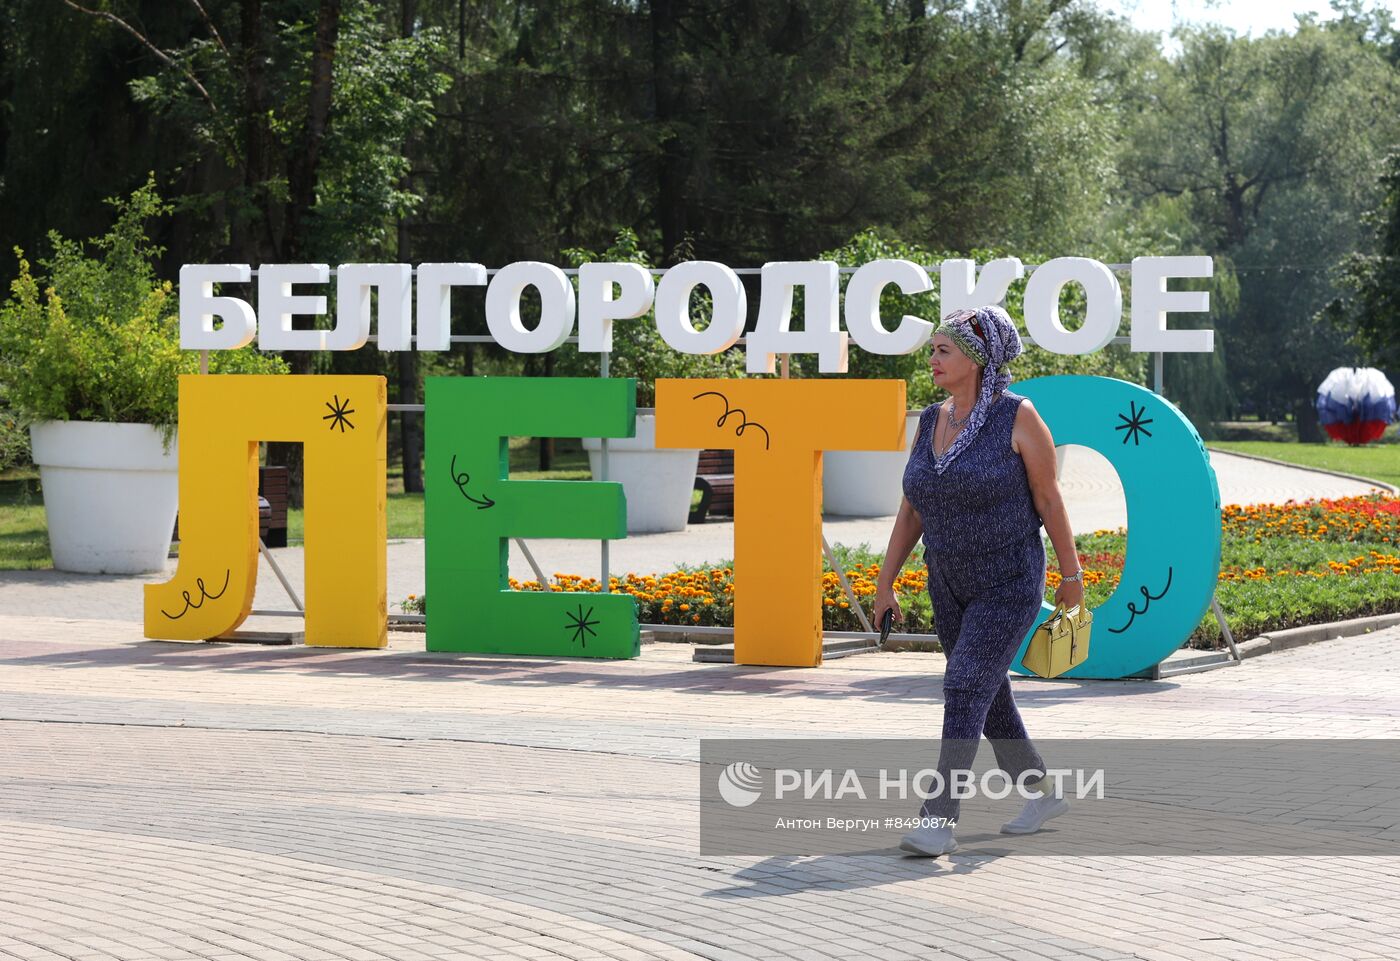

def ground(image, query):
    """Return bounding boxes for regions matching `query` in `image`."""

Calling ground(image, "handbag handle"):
[1064,604,1089,657]
[1043,602,1071,643]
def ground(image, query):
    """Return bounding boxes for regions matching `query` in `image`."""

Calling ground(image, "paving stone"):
[2,615,1400,959]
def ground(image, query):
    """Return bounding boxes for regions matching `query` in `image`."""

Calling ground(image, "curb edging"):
[1205,446,1399,495]
[893,610,1400,670]
[1234,611,1400,659]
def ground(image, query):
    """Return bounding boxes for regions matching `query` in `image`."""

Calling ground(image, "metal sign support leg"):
[823,539,873,635]
[258,537,304,611]
[1151,353,1238,665]
[513,538,549,587]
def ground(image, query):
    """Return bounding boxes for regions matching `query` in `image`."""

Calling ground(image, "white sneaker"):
[1000,794,1070,834]
[898,824,959,857]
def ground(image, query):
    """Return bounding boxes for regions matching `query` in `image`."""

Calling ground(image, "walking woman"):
[872,305,1084,858]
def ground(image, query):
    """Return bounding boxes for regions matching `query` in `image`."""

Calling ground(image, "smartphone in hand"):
[879,608,895,644]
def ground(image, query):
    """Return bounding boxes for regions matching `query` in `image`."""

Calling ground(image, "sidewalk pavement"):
[0,447,1386,623]
[2,614,1399,960]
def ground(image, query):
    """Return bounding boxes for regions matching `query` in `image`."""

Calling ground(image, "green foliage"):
[306,4,453,259]
[61,0,451,270]
[816,228,1147,407]
[1201,544,1400,645]
[1323,148,1400,370]
[418,0,1123,273]
[556,229,745,406]
[0,406,30,472]
[7,0,1400,431]
[1120,21,1400,418]
[817,230,940,396]
[0,177,285,439]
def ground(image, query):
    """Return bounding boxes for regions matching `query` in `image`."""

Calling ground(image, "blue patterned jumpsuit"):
[902,388,1050,822]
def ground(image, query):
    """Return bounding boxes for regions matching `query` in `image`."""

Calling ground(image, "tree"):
[1119,20,1400,431]
[416,0,1123,272]
[81,0,449,267]
[54,0,448,500]
[396,0,425,493]
[1321,148,1400,371]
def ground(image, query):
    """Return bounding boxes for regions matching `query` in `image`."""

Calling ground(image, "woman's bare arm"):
[1013,400,1084,607]
[874,496,924,625]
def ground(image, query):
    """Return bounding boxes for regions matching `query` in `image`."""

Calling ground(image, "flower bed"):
[1057,493,1400,647]
[402,494,1400,650]
[502,564,936,632]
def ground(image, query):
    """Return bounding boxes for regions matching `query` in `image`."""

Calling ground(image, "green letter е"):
[424,377,639,658]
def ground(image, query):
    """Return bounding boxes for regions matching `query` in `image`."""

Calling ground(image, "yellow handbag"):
[1021,602,1092,678]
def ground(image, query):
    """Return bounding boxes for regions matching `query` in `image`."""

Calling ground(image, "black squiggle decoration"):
[449,454,496,509]
[161,569,231,620]
[692,391,771,450]
[566,604,599,647]
[1108,566,1173,634]
[1115,400,1154,446]
[323,394,356,432]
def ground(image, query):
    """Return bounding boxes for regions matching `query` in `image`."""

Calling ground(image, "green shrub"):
[555,229,746,407]
[817,229,940,402]
[0,398,31,472]
[0,175,285,443]
[814,228,1148,407]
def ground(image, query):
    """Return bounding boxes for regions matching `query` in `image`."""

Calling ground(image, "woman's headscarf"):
[931,305,1023,473]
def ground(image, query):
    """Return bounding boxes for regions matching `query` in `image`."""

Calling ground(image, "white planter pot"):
[29,420,179,574]
[582,414,699,533]
[821,411,923,517]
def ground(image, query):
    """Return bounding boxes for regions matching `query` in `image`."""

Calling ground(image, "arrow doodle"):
[449,455,496,509]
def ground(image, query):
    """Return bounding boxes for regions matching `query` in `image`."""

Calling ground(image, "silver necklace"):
[935,401,972,456]
[944,400,972,429]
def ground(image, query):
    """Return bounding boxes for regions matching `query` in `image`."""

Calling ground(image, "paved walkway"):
[0,448,1387,622]
[2,614,1399,960]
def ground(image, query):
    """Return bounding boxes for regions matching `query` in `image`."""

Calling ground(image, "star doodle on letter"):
[565,604,599,647]
[323,394,356,433]
[1114,400,1153,446]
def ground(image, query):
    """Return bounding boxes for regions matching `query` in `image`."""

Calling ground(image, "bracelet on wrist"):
[1060,569,1084,584]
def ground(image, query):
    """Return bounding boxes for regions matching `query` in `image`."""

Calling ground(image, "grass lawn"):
[288,493,423,543]
[0,472,49,570]
[1208,420,1299,443]
[1209,440,1400,490]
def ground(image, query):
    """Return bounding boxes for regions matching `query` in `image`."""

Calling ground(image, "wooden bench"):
[690,449,735,523]
[171,466,288,547]
[258,466,290,547]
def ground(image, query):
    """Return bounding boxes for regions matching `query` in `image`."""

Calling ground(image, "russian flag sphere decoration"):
[1315,367,1397,446]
